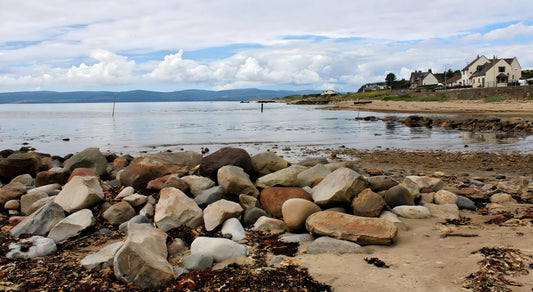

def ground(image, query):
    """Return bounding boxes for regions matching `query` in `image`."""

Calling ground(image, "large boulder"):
[383,185,415,208]
[351,188,387,217]
[255,165,308,189]
[10,202,65,238]
[260,187,312,218]
[282,198,321,230]
[114,223,174,289]
[366,176,399,192]
[154,187,203,232]
[120,151,201,191]
[311,168,367,207]
[63,148,108,176]
[181,175,215,197]
[48,209,95,243]
[0,151,41,181]
[0,182,27,205]
[297,164,331,187]
[54,176,104,213]
[200,147,253,181]
[217,165,259,199]
[190,237,247,262]
[251,151,289,177]
[305,211,397,245]
[203,199,243,231]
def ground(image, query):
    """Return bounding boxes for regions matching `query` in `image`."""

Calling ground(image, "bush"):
[483,96,504,103]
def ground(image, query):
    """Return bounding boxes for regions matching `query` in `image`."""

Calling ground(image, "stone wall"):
[409,86,533,100]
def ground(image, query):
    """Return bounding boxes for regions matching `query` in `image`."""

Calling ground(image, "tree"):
[385,73,396,89]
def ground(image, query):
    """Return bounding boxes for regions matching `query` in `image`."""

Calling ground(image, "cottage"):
[321,89,336,95]
[361,82,388,92]
[444,75,462,87]
[461,55,522,88]
[409,69,438,88]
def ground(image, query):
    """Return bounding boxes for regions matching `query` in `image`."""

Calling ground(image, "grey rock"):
[297,164,331,187]
[118,215,150,232]
[392,206,431,219]
[383,185,414,208]
[27,196,56,215]
[10,202,65,238]
[103,201,136,225]
[252,216,289,234]
[311,168,367,207]
[27,183,61,196]
[7,236,57,259]
[81,241,123,270]
[173,267,189,277]
[64,147,108,176]
[242,207,267,227]
[122,194,148,207]
[456,196,477,210]
[279,233,314,243]
[251,151,289,177]
[20,192,48,215]
[297,157,328,167]
[366,176,399,192]
[181,175,215,197]
[190,237,247,262]
[194,186,224,208]
[154,187,203,231]
[48,209,95,244]
[217,165,259,199]
[434,190,458,205]
[255,165,308,189]
[307,236,369,254]
[239,194,258,209]
[183,254,214,270]
[11,174,34,186]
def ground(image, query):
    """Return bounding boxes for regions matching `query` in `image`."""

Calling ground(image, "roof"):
[470,62,494,78]
[445,75,461,84]
[410,71,431,81]
[462,55,486,71]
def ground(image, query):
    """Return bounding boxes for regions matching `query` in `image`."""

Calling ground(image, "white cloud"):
[484,22,533,41]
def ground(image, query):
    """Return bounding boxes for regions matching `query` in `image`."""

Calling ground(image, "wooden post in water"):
[112,94,117,117]
[261,103,264,112]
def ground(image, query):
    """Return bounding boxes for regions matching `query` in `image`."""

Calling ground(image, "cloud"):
[483,22,533,41]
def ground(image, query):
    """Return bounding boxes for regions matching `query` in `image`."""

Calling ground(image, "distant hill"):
[0,89,319,104]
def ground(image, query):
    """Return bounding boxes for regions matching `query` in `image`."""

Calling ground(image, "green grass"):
[382,95,448,102]
[483,96,504,103]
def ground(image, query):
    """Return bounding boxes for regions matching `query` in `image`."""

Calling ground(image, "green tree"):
[385,73,396,89]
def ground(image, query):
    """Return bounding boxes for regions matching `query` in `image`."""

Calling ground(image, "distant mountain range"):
[0,89,318,104]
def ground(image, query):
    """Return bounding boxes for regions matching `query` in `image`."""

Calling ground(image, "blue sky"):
[1,0,533,92]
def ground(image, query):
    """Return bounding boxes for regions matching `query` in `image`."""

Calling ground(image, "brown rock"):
[68,168,99,182]
[35,170,69,187]
[113,156,129,168]
[260,187,312,218]
[0,151,41,181]
[9,216,27,226]
[102,201,136,224]
[351,189,386,217]
[305,211,398,245]
[146,175,172,191]
[200,147,253,182]
[282,198,321,230]
[0,182,27,205]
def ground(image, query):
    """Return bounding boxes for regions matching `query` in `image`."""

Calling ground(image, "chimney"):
[428,69,432,73]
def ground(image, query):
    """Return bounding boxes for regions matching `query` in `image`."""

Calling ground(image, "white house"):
[321,89,336,95]
[409,69,439,88]
[461,55,522,88]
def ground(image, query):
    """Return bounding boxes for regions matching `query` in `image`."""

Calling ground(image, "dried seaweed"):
[364,257,390,268]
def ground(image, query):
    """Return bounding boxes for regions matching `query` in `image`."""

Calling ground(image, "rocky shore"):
[1,147,533,291]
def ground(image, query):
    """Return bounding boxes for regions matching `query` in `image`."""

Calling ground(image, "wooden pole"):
[261,103,263,112]
[112,94,116,117]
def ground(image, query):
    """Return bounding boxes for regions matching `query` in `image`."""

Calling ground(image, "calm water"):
[0,101,531,158]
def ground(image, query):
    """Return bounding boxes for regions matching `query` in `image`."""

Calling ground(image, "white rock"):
[190,237,247,262]
[221,218,246,241]
[48,209,95,244]
[81,241,123,270]
[434,190,458,205]
[203,199,243,231]
[54,176,104,213]
[7,236,57,259]
[392,206,431,219]
[255,165,308,188]
[311,167,367,207]
[115,186,135,200]
[154,187,203,232]
[252,216,289,234]
[122,194,148,207]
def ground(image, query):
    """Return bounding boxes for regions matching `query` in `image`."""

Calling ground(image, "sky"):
[1,0,533,93]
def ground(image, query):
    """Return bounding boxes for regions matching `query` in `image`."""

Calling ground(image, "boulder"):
[4,199,20,210]
[27,183,61,196]
[11,174,34,186]
[252,216,289,234]
[194,186,225,208]
[183,254,214,270]
[203,199,244,231]
[63,148,107,176]
[0,151,41,180]
[7,236,56,259]
[54,176,104,213]
[434,190,458,205]
[48,209,95,243]
[311,168,367,207]
[81,241,123,271]
[255,165,308,189]
[242,207,267,226]
[217,165,259,199]
[424,203,460,220]
[403,176,445,195]
[305,211,397,245]
[26,196,56,216]
[383,185,415,208]
[392,206,431,219]
[366,176,399,192]
[10,202,65,238]
[162,175,190,194]
[351,188,387,217]
[114,223,175,289]
[67,168,99,182]
[103,201,136,225]
[281,198,321,230]
[260,187,312,218]
[251,151,289,177]
[35,170,69,187]
[239,194,259,209]
[154,187,203,231]
[497,178,528,195]
[0,182,26,205]
[221,218,246,241]
[297,157,329,167]
[190,237,247,262]
[200,147,253,181]
[297,164,331,187]
[181,175,215,197]
[120,151,201,191]
[307,236,369,254]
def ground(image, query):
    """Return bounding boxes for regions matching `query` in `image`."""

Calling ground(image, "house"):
[409,69,439,88]
[361,82,388,92]
[461,55,522,88]
[321,89,336,95]
[444,75,462,87]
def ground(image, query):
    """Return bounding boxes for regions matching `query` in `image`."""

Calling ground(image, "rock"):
[281,198,321,230]
[103,201,136,225]
[183,254,214,270]
[351,189,387,217]
[9,216,26,226]
[190,237,247,262]
[252,216,289,234]
[162,175,190,194]
[114,222,175,289]
[392,206,431,219]
[497,178,528,195]
[181,175,215,197]
[11,173,34,186]
[4,199,20,210]
[379,211,408,231]
[311,168,367,207]
[242,207,267,227]
[217,165,259,199]
[10,202,65,238]
[173,267,189,278]
[27,196,56,215]
[67,168,99,182]
[48,209,95,244]
[297,157,329,167]
[35,170,69,187]
[119,215,150,232]
[122,194,148,207]
[7,236,57,259]
[154,187,203,232]
[279,233,314,243]
[20,192,48,215]
[120,151,201,190]
[456,196,477,210]
[307,236,369,254]
[403,176,445,195]
[200,147,253,182]
[146,175,171,191]
[113,156,129,168]
[255,165,308,189]
[194,186,225,208]
[305,211,397,245]
[167,238,185,255]
[297,164,331,187]
[383,185,415,208]
[0,151,41,180]
[419,192,435,205]
[27,183,61,196]
[115,186,135,199]
[64,148,108,176]
[260,187,312,218]
[239,194,258,209]
[434,190,458,205]
[490,193,517,204]
[324,161,361,172]
[0,182,26,205]
[139,202,155,218]
[54,176,104,213]
[251,151,289,177]
[203,199,244,231]
[424,203,460,220]
[81,241,123,271]
[221,218,246,241]
[486,203,508,215]
[366,176,399,192]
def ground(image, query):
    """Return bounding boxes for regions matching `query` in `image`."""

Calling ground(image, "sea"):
[0,101,531,159]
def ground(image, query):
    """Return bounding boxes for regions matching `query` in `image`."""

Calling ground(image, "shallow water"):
[0,101,531,157]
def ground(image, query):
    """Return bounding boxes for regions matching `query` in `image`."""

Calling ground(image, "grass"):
[483,96,504,103]
[382,95,448,102]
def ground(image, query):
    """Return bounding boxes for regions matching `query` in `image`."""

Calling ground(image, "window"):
[499,66,505,72]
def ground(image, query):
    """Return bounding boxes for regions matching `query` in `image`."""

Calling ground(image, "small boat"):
[353,100,372,105]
